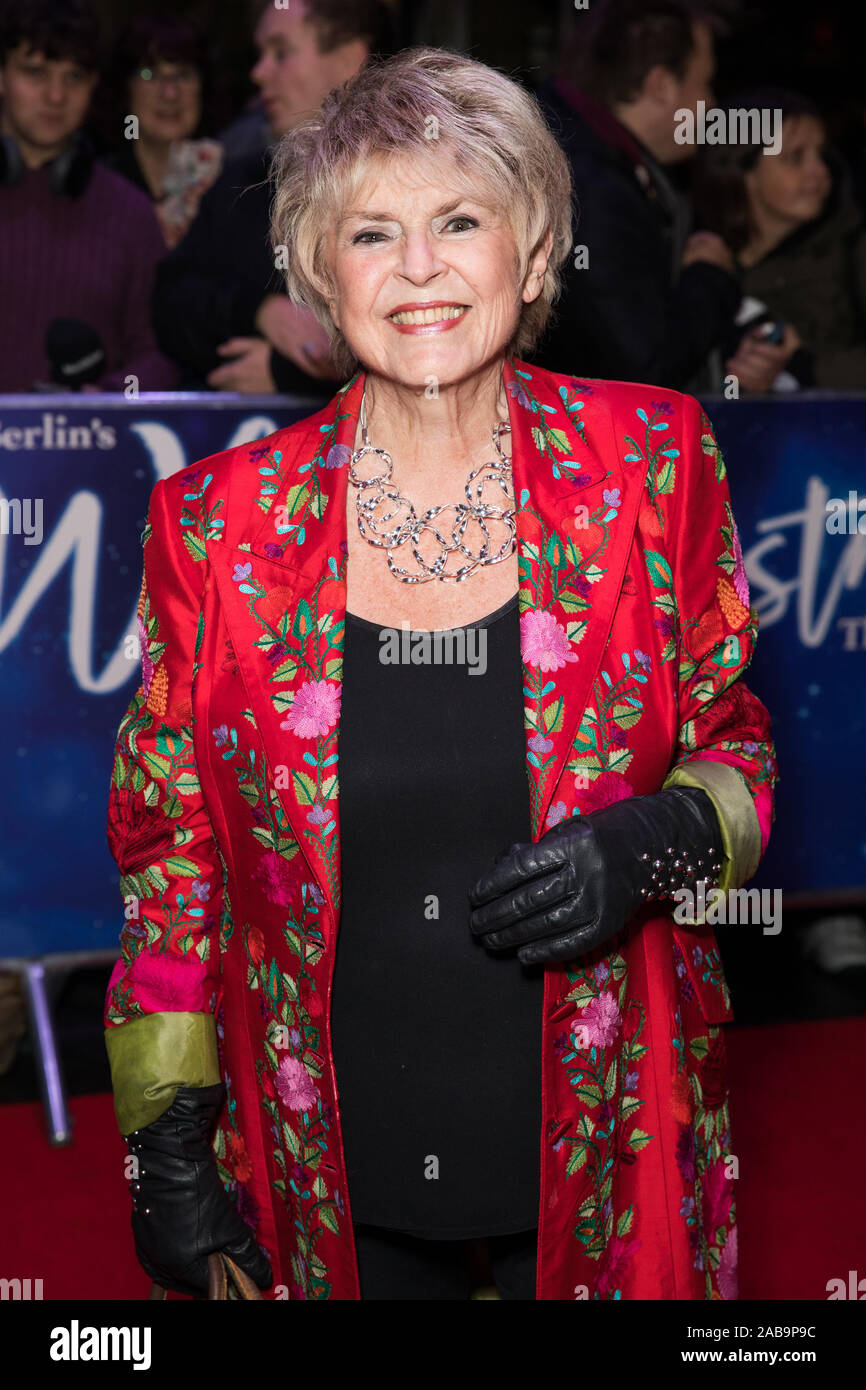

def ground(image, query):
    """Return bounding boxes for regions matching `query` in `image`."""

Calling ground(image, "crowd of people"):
[0,0,864,397]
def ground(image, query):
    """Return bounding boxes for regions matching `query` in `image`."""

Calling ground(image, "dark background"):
[82,0,866,166]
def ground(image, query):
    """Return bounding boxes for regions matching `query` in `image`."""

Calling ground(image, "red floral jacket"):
[104,355,778,1300]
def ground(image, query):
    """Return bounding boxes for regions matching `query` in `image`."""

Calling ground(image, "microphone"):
[44,318,106,390]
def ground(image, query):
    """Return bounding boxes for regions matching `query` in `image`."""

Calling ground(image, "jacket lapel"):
[211,357,645,930]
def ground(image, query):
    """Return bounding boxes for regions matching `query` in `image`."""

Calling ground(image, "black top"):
[330,593,545,1239]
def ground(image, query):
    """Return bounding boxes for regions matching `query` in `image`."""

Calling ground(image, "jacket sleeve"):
[103,476,222,1135]
[660,394,779,914]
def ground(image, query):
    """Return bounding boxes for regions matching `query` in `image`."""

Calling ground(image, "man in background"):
[152,0,395,394]
[532,0,796,391]
[0,0,176,393]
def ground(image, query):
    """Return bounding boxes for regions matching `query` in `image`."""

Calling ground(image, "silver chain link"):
[347,388,517,582]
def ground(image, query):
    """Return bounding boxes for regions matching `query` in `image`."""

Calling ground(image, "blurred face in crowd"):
[745,114,832,232]
[323,153,551,392]
[251,0,369,138]
[128,57,202,145]
[0,43,97,164]
[625,20,716,164]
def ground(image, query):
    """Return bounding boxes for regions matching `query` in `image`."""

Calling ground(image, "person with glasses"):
[101,14,222,249]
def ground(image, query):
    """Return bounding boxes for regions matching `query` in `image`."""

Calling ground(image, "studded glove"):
[125,1081,273,1298]
[469,786,724,965]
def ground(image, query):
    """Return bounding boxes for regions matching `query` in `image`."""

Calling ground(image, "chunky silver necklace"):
[347,388,516,582]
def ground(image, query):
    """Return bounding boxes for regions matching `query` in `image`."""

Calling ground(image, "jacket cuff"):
[104,1011,221,1136]
[662,759,762,901]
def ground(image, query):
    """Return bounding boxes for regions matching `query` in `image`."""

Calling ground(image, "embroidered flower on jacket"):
[521,609,578,672]
[253,848,302,906]
[137,617,154,697]
[120,950,210,1013]
[282,679,341,737]
[528,732,553,754]
[702,1155,734,1236]
[232,561,253,584]
[731,522,750,606]
[275,1055,318,1111]
[236,1181,260,1230]
[580,991,621,1048]
[676,1123,697,1182]
[546,799,568,827]
[717,1226,738,1300]
[596,1235,642,1296]
[506,378,531,409]
[246,926,265,966]
[578,770,633,812]
[323,443,351,469]
[227,1131,253,1184]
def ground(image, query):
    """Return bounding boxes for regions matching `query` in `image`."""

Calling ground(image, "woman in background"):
[101,14,222,248]
[695,87,866,392]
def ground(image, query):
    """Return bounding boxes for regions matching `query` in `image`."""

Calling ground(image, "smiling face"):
[322,153,551,390]
[128,59,202,144]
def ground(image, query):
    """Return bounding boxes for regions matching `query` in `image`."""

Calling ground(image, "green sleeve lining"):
[104,1010,221,1136]
[663,759,762,921]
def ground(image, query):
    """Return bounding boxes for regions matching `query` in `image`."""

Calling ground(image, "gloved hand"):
[469,786,724,965]
[124,1081,272,1298]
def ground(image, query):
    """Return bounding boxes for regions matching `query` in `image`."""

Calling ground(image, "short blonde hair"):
[269,46,575,379]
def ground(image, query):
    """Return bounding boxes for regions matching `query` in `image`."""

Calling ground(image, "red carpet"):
[1,1017,863,1300]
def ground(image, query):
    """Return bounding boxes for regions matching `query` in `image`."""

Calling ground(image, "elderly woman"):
[104,47,778,1302]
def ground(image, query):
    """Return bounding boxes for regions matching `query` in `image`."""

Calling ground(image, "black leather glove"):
[125,1081,273,1298]
[469,786,724,965]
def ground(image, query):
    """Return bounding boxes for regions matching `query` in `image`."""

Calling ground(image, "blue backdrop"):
[0,390,863,959]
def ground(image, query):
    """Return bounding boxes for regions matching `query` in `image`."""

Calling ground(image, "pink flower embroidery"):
[282,680,341,738]
[731,524,750,606]
[521,609,578,672]
[580,991,622,1048]
[717,1225,738,1300]
[253,849,302,906]
[275,1056,319,1112]
[138,616,153,696]
[596,1235,641,1296]
[116,951,210,1013]
[701,1155,734,1236]
[578,770,633,812]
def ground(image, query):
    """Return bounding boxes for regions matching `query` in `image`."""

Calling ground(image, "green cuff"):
[663,759,762,911]
[104,1011,221,1136]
